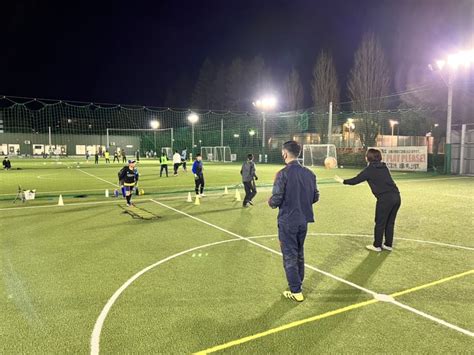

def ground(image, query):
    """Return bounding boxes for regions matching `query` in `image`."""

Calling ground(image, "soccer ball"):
[324,157,338,169]
[139,189,145,196]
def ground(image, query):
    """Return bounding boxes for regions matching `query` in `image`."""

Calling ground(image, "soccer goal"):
[201,146,232,162]
[161,147,173,159]
[106,128,173,155]
[302,144,337,167]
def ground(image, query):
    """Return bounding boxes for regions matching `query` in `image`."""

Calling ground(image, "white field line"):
[0,199,131,211]
[150,199,378,296]
[149,200,474,341]
[251,233,474,252]
[77,169,119,187]
[89,235,275,355]
[390,299,474,337]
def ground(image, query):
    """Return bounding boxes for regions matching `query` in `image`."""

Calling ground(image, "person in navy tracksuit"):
[192,153,205,197]
[269,141,319,302]
[335,148,401,252]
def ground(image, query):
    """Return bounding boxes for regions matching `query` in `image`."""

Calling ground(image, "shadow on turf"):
[305,251,389,348]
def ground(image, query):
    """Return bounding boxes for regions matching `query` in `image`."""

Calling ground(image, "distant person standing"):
[192,153,205,197]
[181,147,188,171]
[136,149,140,161]
[269,141,319,302]
[335,148,401,252]
[173,150,182,176]
[240,154,258,208]
[104,150,110,164]
[85,151,90,162]
[94,152,99,164]
[159,152,169,177]
[3,156,11,170]
[113,151,119,163]
[122,151,127,163]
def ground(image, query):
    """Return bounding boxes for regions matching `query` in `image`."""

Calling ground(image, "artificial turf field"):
[0,158,473,354]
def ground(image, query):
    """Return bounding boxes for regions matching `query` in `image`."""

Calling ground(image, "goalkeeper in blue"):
[192,154,205,197]
[118,159,139,207]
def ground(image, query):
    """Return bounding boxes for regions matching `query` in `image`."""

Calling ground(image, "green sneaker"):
[283,290,304,302]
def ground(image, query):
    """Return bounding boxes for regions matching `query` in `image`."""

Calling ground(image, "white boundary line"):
[90,235,275,355]
[251,233,474,252]
[391,299,474,337]
[90,200,473,354]
[149,199,377,294]
[77,169,119,187]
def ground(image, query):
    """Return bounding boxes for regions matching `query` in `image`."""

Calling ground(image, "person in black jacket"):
[118,160,139,207]
[335,148,401,252]
[269,141,320,302]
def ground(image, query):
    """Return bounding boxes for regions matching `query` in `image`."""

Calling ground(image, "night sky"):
[1,0,472,107]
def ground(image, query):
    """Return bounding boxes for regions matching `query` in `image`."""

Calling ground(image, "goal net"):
[161,147,173,160]
[201,146,232,162]
[302,144,337,167]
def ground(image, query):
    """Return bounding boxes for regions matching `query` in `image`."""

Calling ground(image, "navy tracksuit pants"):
[278,222,308,293]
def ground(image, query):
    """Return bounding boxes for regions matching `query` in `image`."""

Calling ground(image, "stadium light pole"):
[187,113,199,155]
[253,96,277,150]
[429,49,474,173]
[389,120,399,147]
[344,118,355,147]
[150,120,160,153]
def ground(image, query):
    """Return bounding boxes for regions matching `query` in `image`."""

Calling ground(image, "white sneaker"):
[366,245,382,252]
[199,193,206,197]
[382,244,393,251]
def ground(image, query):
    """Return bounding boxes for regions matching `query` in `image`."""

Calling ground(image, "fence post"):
[459,124,466,175]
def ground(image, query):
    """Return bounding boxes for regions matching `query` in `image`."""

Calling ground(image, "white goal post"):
[302,144,337,167]
[201,146,232,162]
[106,128,174,151]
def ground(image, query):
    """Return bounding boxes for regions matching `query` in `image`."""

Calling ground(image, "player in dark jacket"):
[118,160,139,207]
[335,148,401,252]
[192,154,205,197]
[269,141,319,302]
[240,154,258,207]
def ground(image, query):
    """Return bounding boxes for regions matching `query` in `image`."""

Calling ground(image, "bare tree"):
[348,32,391,147]
[191,58,215,109]
[312,50,340,139]
[285,67,304,111]
[226,57,244,111]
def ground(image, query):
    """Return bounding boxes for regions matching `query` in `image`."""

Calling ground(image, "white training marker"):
[374,293,395,302]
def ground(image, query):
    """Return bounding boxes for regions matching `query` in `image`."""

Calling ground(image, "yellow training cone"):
[187,192,193,202]
[58,194,64,206]
[224,186,229,194]
[194,195,201,205]
[235,189,241,202]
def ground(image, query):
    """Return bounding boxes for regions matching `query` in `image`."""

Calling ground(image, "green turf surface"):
[1,158,473,353]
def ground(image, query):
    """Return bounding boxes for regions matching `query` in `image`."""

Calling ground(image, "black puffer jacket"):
[344,162,399,198]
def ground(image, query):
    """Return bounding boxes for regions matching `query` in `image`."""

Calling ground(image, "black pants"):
[195,175,204,194]
[113,157,119,163]
[173,163,180,175]
[243,180,257,204]
[160,164,168,177]
[374,193,401,248]
[278,222,308,293]
[181,160,187,171]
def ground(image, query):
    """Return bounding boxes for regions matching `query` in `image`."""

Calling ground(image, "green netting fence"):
[0,95,446,164]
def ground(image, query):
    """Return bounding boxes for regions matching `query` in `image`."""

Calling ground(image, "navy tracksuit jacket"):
[269,160,319,293]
